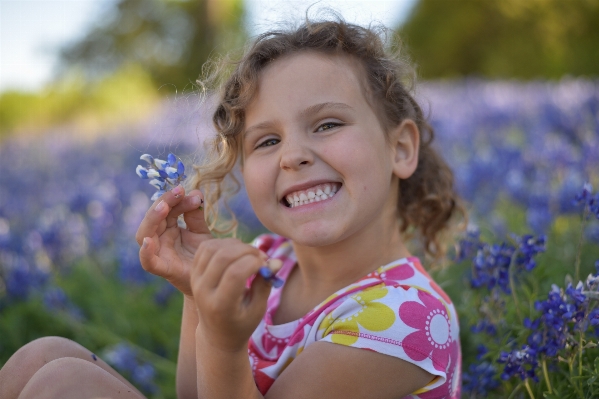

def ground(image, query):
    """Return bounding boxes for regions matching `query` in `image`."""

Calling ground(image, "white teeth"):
[284,183,341,208]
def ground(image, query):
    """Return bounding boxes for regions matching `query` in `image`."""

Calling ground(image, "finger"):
[170,189,211,235]
[135,185,186,246]
[199,240,261,290]
[139,237,170,278]
[164,185,187,229]
[246,265,272,315]
[217,253,265,303]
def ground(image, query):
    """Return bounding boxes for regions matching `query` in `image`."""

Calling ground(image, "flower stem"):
[524,378,535,399]
[579,332,583,393]
[575,204,588,283]
[507,383,522,399]
[568,356,585,398]
[542,358,553,394]
[509,251,523,323]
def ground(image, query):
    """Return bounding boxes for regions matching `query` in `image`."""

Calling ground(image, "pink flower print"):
[399,290,452,372]
[261,327,290,357]
[418,340,461,399]
[380,264,414,282]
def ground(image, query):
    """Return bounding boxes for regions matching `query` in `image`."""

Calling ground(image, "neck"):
[291,216,410,294]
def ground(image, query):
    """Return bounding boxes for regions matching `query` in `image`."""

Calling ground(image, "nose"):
[279,136,314,171]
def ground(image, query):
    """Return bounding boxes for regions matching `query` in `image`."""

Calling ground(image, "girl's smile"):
[281,181,341,208]
[242,51,417,249]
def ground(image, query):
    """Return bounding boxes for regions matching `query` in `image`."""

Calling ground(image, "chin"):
[279,226,345,248]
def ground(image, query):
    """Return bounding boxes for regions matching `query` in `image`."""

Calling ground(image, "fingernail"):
[142,237,149,248]
[155,200,166,212]
[172,185,183,197]
[191,196,201,206]
[267,258,283,273]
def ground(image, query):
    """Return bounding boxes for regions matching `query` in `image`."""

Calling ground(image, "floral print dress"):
[248,234,461,399]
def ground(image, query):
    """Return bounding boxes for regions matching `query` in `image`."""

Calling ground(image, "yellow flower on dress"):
[320,287,396,345]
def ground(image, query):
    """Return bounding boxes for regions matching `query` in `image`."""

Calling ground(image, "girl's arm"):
[176,295,200,399]
[193,332,432,399]
[189,238,434,399]
[195,334,262,399]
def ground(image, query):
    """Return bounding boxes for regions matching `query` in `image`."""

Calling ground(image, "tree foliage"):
[398,0,599,79]
[58,0,246,93]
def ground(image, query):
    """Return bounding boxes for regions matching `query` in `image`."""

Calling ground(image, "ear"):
[389,119,419,179]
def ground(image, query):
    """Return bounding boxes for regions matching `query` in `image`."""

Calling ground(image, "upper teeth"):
[285,183,339,208]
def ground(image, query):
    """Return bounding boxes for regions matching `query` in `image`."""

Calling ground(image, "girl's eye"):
[256,138,279,149]
[316,122,341,132]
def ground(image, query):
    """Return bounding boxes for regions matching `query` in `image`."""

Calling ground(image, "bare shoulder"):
[265,341,433,399]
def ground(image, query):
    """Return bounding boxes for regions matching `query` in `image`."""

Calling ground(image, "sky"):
[0,0,416,92]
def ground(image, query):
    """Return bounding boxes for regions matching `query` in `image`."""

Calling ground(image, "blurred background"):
[1,1,598,397]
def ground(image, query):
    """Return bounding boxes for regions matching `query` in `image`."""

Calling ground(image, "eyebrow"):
[244,102,354,137]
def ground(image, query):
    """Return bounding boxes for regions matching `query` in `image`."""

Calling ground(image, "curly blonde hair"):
[189,17,466,259]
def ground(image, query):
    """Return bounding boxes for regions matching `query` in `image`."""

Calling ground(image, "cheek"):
[242,164,275,205]
[329,140,392,190]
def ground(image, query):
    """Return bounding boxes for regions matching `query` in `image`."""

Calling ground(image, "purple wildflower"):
[589,309,599,327]
[462,361,500,396]
[104,343,157,394]
[513,234,546,271]
[136,153,187,201]
[573,182,593,205]
[497,345,539,382]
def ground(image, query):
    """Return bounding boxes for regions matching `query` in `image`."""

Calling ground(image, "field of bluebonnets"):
[1,79,598,398]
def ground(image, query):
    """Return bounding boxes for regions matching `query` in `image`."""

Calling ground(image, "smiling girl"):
[0,18,464,399]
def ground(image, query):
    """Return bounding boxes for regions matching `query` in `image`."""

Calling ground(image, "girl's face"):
[242,52,413,247]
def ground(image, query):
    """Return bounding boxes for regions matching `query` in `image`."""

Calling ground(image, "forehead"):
[245,51,370,118]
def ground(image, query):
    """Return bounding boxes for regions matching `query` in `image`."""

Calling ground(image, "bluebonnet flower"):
[154,281,176,306]
[588,308,599,327]
[574,183,599,220]
[574,182,593,205]
[4,256,49,301]
[513,234,546,271]
[497,345,539,382]
[117,245,155,285]
[590,193,599,220]
[524,281,593,360]
[136,153,187,201]
[470,242,514,293]
[467,233,545,294]
[476,344,489,360]
[132,363,157,394]
[455,225,482,262]
[43,287,85,321]
[462,361,500,396]
[103,343,157,394]
[471,319,498,336]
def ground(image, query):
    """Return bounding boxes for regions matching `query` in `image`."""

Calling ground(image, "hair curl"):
[189,16,466,260]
